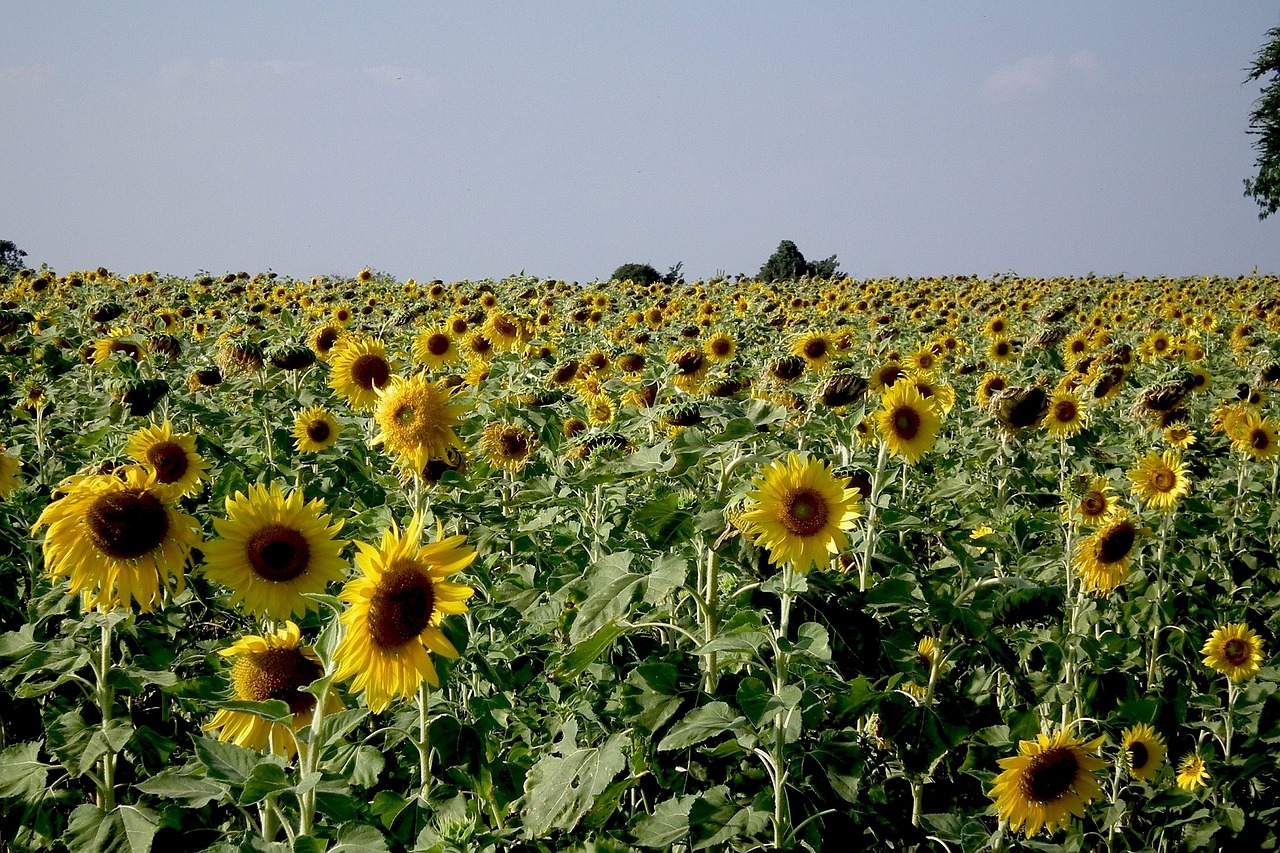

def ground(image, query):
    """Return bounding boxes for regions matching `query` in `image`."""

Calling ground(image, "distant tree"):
[610,263,663,285]
[662,261,684,285]
[1244,25,1280,219]
[758,240,845,282]
[0,240,27,280]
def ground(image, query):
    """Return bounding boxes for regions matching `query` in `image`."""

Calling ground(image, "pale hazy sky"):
[4,2,1279,283]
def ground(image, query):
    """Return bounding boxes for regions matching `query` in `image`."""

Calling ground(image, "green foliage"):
[1244,26,1280,219]
[609,263,662,285]
[757,239,844,282]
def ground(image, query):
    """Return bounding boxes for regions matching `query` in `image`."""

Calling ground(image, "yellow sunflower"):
[202,483,348,620]
[1230,411,1280,460]
[33,465,201,611]
[988,730,1108,837]
[791,331,834,368]
[204,621,343,758]
[477,421,538,473]
[1201,623,1265,683]
[1175,753,1210,791]
[329,336,395,410]
[1073,510,1140,595]
[976,372,1009,408]
[875,380,942,465]
[1066,476,1115,527]
[1120,723,1166,783]
[411,326,461,371]
[309,324,344,362]
[331,514,476,712]
[703,331,737,363]
[1043,390,1087,438]
[371,374,470,473]
[1127,450,1190,512]
[291,406,342,454]
[124,420,209,498]
[1163,425,1197,449]
[739,452,861,573]
[0,450,21,499]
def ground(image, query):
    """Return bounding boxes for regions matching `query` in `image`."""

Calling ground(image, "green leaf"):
[192,737,259,784]
[571,567,644,643]
[212,699,294,724]
[315,708,369,747]
[643,554,688,604]
[117,805,160,853]
[329,822,390,853]
[350,745,385,789]
[556,621,628,681]
[66,804,159,853]
[521,732,628,837]
[735,677,770,727]
[0,741,51,800]
[47,712,133,777]
[632,793,694,848]
[238,761,290,805]
[793,622,831,661]
[658,702,748,751]
[134,769,227,808]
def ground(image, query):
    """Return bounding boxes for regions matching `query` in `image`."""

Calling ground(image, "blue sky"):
[3,2,1278,282]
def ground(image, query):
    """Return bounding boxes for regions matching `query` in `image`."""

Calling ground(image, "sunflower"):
[868,360,907,392]
[988,730,1108,838]
[1067,476,1115,527]
[1043,390,1087,438]
[412,326,461,371]
[478,421,538,473]
[202,483,348,620]
[34,465,201,611]
[1127,450,1190,512]
[702,331,737,363]
[204,621,342,757]
[976,372,1010,408]
[371,374,470,473]
[1120,723,1166,783]
[791,332,834,369]
[1073,510,1140,595]
[483,311,527,352]
[0,450,21,499]
[739,453,861,573]
[331,514,476,712]
[1230,411,1279,460]
[908,373,956,417]
[1201,623,1265,683]
[1175,753,1210,791]
[292,406,342,454]
[328,337,395,410]
[124,420,209,498]
[1163,425,1197,449]
[988,336,1018,364]
[875,380,942,465]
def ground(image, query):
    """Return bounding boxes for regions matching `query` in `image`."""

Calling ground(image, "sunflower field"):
[1,267,1279,852]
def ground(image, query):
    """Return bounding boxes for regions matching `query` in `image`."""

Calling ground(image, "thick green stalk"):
[418,683,432,799]
[97,621,116,812]
[859,442,889,592]
[771,565,796,850]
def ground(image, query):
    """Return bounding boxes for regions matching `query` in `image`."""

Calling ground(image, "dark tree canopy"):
[757,240,844,282]
[0,240,27,279]
[610,262,683,286]
[1244,25,1280,219]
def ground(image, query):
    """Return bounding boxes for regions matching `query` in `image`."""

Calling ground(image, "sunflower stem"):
[771,564,796,851]
[1145,515,1171,691]
[1224,681,1237,762]
[859,442,888,592]
[96,620,116,812]
[418,682,433,800]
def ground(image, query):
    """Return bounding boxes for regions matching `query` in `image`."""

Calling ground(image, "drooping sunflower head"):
[739,452,861,574]
[992,385,1050,433]
[201,483,348,620]
[329,337,395,410]
[988,730,1108,837]
[124,420,209,498]
[874,380,942,465]
[478,421,538,473]
[1201,623,1265,683]
[371,374,471,474]
[205,621,341,757]
[34,465,201,612]
[292,406,342,454]
[332,514,477,712]
[1120,723,1166,783]
[1127,450,1190,512]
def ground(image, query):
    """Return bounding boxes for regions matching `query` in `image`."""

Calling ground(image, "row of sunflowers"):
[1,266,1278,851]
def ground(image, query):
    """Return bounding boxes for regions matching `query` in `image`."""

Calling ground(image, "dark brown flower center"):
[316,327,339,352]
[781,488,830,537]
[1151,468,1176,492]
[86,488,170,559]
[1128,741,1149,770]
[1020,746,1079,804]
[368,563,436,649]
[878,365,905,387]
[233,647,322,715]
[1081,491,1108,517]
[1096,521,1136,564]
[803,338,828,359]
[306,419,332,443]
[1252,429,1271,451]
[426,333,451,356]
[246,525,311,582]
[350,354,391,391]
[711,338,733,357]
[1223,638,1249,666]
[147,441,190,483]
[499,431,529,459]
[1053,400,1078,423]
[492,316,518,337]
[892,406,921,440]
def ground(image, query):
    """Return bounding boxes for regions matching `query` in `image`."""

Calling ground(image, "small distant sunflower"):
[0,450,21,499]
[868,360,907,392]
[292,406,342,454]
[1230,411,1279,460]
[124,420,209,498]
[1163,425,1197,449]
[371,374,470,473]
[1073,510,1140,595]
[988,336,1018,364]
[204,621,342,757]
[792,332,834,368]
[703,331,737,363]
[1200,623,1265,683]
[1175,753,1210,791]
[586,393,617,425]
[331,514,476,712]
[739,452,861,573]
[34,465,201,611]
[1043,390,1087,438]
[309,325,344,361]
[1120,723,1166,783]
[988,730,1107,838]
[202,483,348,620]
[976,372,1010,407]
[483,311,527,352]
[875,381,942,464]
[329,337,395,410]
[1127,450,1190,512]
[412,326,461,371]
[1067,476,1115,527]
[907,373,956,417]
[478,421,538,473]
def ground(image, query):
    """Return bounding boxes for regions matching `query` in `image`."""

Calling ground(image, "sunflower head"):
[1074,510,1140,595]
[292,406,342,454]
[988,730,1108,837]
[329,337,395,410]
[372,374,471,474]
[739,453,861,573]
[1127,450,1190,512]
[125,420,209,498]
[1120,723,1166,783]
[875,380,942,464]
[1201,623,1265,683]
[1175,753,1210,791]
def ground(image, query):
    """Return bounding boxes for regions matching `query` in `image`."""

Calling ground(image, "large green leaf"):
[521,732,628,837]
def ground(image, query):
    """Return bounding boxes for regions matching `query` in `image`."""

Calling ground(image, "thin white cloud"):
[979,50,1102,101]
